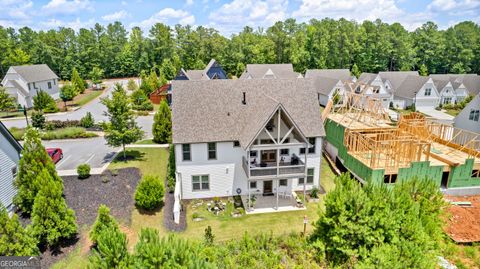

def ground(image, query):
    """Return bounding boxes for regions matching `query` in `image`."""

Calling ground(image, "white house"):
[393,76,440,109]
[454,93,480,134]
[430,74,480,103]
[432,79,457,105]
[310,76,346,107]
[0,121,22,212]
[1,64,60,108]
[239,64,303,79]
[357,73,394,108]
[172,79,325,211]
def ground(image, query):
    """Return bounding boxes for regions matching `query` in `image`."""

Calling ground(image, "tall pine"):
[14,127,62,214]
[152,100,172,144]
[0,206,39,256]
[71,67,86,94]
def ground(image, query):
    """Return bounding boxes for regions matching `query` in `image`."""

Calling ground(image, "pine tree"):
[351,63,361,78]
[418,64,429,76]
[0,87,16,113]
[89,67,104,89]
[30,168,77,247]
[0,206,39,256]
[89,205,119,245]
[88,227,130,268]
[14,127,62,214]
[101,83,143,160]
[71,67,86,94]
[152,100,171,144]
[33,90,58,113]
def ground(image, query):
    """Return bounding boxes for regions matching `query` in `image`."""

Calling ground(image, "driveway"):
[416,107,454,125]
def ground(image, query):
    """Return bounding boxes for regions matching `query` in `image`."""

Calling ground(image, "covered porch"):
[240,193,305,214]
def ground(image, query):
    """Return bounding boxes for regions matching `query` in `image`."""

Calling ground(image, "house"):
[149,84,170,104]
[392,75,440,109]
[304,69,355,83]
[310,76,346,107]
[357,73,394,108]
[454,93,480,134]
[172,79,324,211]
[239,64,302,79]
[431,79,457,105]
[430,74,480,102]
[0,121,22,212]
[1,64,60,108]
[174,59,227,80]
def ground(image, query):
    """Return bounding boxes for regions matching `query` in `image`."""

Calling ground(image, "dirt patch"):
[444,195,480,243]
[37,168,141,268]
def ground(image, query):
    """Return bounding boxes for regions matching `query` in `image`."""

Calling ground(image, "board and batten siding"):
[0,134,21,211]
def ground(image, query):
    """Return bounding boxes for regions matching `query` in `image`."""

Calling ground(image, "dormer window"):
[424,88,432,96]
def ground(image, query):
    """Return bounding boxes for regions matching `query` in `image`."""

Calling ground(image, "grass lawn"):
[75,90,103,107]
[134,139,156,145]
[109,148,168,177]
[0,110,29,119]
[445,109,460,117]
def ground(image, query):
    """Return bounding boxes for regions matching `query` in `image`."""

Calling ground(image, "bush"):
[33,90,58,113]
[0,206,39,256]
[45,119,82,129]
[90,205,119,245]
[134,175,165,210]
[89,226,130,268]
[204,226,215,245]
[31,111,46,129]
[153,100,172,143]
[80,112,95,128]
[77,164,91,179]
[133,101,154,111]
[41,127,97,140]
[310,186,319,198]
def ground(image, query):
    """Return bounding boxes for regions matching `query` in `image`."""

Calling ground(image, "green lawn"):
[0,110,27,119]
[134,139,156,145]
[445,109,460,117]
[109,148,169,177]
[74,90,103,107]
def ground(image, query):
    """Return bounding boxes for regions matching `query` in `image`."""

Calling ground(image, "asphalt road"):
[4,79,154,171]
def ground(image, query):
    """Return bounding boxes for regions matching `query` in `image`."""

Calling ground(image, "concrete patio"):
[241,194,305,214]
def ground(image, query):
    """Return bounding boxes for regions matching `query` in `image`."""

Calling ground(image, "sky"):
[0,0,479,36]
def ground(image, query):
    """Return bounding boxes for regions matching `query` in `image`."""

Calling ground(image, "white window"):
[469,110,480,122]
[182,144,191,161]
[208,142,216,160]
[48,82,52,89]
[424,88,432,96]
[249,181,257,189]
[192,175,209,191]
[300,138,316,154]
[299,168,314,184]
[279,179,288,186]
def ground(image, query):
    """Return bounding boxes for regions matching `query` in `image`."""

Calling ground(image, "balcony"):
[242,154,306,179]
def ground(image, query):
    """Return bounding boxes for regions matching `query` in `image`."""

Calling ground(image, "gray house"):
[240,64,302,79]
[304,69,355,83]
[174,59,228,80]
[393,75,440,109]
[0,121,22,212]
[1,64,60,108]
[454,93,480,134]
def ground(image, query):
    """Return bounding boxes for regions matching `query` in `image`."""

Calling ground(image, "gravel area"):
[39,167,141,268]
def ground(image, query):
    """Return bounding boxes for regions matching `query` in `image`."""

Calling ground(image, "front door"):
[261,150,276,163]
[263,180,273,196]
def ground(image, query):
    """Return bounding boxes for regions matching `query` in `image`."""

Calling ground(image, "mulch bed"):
[38,167,141,268]
[163,191,187,232]
[444,195,480,243]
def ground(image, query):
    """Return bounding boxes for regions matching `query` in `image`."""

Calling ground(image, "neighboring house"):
[393,76,440,109]
[378,71,419,93]
[430,74,480,102]
[1,64,59,108]
[239,64,302,79]
[304,69,355,83]
[357,72,393,108]
[310,76,346,107]
[149,84,170,104]
[454,93,480,134]
[0,121,22,212]
[431,79,456,105]
[174,59,228,80]
[172,79,324,209]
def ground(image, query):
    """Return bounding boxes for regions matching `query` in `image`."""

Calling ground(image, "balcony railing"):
[242,154,306,178]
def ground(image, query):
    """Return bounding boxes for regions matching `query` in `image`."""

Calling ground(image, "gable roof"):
[0,121,22,154]
[311,76,343,95]
[305,69,352,82]
[395,75,430,99]
[179,59,224,81]
[10,64,58,83]
[358,73,378,84]
[378,71,419,90]
[431,79,450,92]
[172,79,325,149]
[430,74,480,95]
[240,64,300,79]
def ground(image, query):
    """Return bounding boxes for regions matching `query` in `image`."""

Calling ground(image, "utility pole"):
[23,105,29,126]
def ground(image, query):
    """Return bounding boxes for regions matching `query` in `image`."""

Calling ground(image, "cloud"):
[40,17,95,31]
[133,8,196,29]
[186,0,194,5]
[41,0,93,15]
[102,10,129,21]
[292,0,433,30]
[428,0,480,12]
[0,0,33,20]
[208,0,288,35]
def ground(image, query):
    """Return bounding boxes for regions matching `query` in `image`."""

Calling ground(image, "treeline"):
[0,18,479,80]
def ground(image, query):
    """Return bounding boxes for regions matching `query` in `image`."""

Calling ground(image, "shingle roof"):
[172,79,325,148]
[240,64,299,79]
[11,64,58,83]
[311,76,342,95]
[305,69,352,82]
[378,71,419,90]
[0,121,22,153]
[430,74,480,95]
[431,79,450,92]
[395,75,429,99]
[358,73,377,84]
[184,59,220,80]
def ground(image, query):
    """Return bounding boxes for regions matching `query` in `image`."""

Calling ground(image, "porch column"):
[247,179,251,211]
[276,178,279,210]
[303,143,307,202]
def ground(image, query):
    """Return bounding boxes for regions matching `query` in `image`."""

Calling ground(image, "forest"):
[0,18,479,81]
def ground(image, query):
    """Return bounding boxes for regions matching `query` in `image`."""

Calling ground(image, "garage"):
[415,98,439,108]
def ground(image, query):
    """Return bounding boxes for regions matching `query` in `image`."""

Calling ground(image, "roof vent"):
[242,92,246,105]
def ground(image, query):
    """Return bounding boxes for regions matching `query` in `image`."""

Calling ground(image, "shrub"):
[41,127,97,140]
[310,186,319,198]
[152,100,172,143]
[33,90,58,113]
[0,206,39,256]
[127,79,137,91]
[31,111,46,129]
[133,101,154,111]
[204,226,214,246]
[80,112,95,128]
[89,226,130,268]
[77,164,91,179]
[90,205,119,245]
[45,119,82,129]
[134,175,165,210]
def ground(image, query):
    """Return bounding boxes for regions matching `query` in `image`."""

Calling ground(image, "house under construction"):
[322,92,480,188]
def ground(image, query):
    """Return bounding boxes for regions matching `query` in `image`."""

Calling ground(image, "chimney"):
[242,92,246,105]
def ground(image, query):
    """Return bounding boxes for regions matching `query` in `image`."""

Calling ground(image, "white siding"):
[0,135,20,211]
[414,79,440,108]
[454,94,480,134]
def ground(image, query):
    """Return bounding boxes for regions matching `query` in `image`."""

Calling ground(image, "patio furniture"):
[284,192,293,199]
